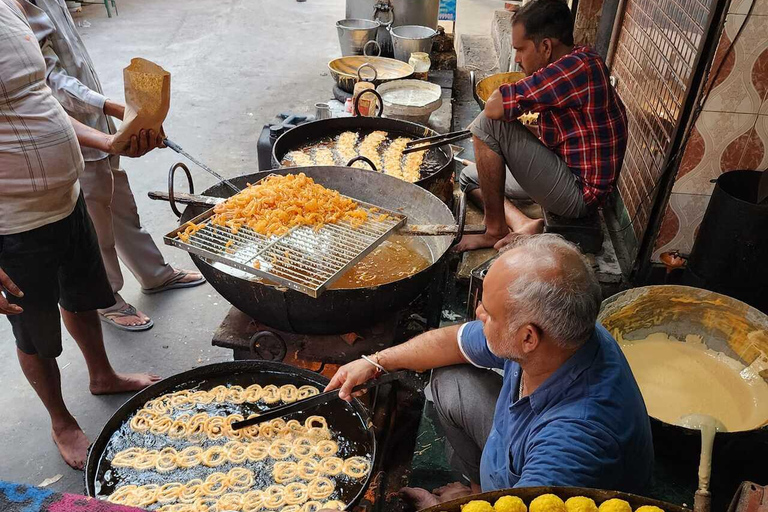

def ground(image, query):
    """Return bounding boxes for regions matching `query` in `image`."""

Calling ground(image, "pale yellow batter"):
[619,332,768,432]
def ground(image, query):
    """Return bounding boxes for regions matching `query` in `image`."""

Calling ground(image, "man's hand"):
[108,129,165,158]
[0,267,23,316]
[484,88,505,120]
[324,359,379,402]
[103,99,126,121]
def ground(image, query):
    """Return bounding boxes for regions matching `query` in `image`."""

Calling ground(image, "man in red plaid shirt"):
[457,0,627,251]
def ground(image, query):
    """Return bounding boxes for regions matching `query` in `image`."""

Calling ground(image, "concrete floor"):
[0,0,345,494]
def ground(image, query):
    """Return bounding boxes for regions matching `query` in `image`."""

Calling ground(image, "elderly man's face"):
[476,255,525,361]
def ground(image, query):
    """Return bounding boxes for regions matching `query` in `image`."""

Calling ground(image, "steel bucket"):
[337,18,380,56]
[389,24,436,62]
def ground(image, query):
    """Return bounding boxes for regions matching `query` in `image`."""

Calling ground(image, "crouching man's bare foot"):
[51,420,89,470]
[452,231,507,252]
[90,372,161,395]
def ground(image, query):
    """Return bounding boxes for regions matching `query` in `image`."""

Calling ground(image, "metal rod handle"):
[353,88,384,118]
[168,162,194,218]
[346,155,378,172]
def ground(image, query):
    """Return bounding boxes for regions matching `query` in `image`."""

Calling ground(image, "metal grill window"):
[611,0,716,249]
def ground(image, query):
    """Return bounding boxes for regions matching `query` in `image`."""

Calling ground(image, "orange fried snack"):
[178,222,206,243]
[209,173,368,237]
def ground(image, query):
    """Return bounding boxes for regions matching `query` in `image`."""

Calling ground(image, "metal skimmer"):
[164,199,406,297]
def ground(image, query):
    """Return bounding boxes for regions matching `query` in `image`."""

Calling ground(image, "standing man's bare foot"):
[453,231,506,252]
[51,421,90,470]
[89,372,161,395]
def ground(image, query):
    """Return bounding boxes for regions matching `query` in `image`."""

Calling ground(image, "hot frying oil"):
[330,235,431,289]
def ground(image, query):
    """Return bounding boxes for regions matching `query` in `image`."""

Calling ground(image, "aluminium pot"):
[598,285,768,510]
[346,0,439,56]
[337,18,380,56]
[271,105,455,205]
[167,165,457,334]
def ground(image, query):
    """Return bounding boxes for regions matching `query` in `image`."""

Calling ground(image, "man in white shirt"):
[24,0,205,331]
[0,0,162,470]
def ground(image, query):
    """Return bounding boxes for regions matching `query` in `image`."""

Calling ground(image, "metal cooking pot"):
[328,53,414,93]
[346,0,439,56]
[84,360,376,508]
[271,111,454,205]
[337,18,380,56]
[389,25,436,62]
[599,285,768,509]
[471,70,526,108]
[168,166,457,334]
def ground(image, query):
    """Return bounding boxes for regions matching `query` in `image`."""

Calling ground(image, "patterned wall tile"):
[754,114,768,168]
[673,111,759,195]
[730,0,768,16]
[652,192,712,259]
[704,14,768,114]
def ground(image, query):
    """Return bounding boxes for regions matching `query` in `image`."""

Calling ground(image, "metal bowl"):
[472,70,526,108]
[328,55,414,93]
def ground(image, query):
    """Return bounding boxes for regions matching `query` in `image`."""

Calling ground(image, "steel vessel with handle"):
[272,92,455,205]
[162,163,460,334]
[84,360,376,509]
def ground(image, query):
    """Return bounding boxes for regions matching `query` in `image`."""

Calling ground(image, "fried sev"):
[180,173,368,242]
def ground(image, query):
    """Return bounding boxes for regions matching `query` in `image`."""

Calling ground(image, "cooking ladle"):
[677,414,728,512]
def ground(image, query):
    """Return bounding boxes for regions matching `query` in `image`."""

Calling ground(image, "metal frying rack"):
[164,198,406,298]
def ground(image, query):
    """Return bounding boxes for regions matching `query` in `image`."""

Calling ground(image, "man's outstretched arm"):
[325,324,468,400]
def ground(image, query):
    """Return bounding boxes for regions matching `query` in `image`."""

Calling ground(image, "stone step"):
[456,33,499,73]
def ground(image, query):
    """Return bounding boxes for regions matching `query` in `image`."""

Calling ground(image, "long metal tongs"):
[230,370,408,430]
[163,138,241,193]
[402,129,472,155]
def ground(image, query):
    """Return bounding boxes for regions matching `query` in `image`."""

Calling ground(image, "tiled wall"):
[653,0,768,261]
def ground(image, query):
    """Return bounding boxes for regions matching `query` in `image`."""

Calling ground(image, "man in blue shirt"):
[326,234,653,508]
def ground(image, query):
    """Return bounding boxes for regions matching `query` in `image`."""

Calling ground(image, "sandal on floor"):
[141,269,206,295]
[99,305,154,332]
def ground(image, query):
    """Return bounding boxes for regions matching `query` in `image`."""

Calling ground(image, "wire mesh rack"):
[164,200,406,297]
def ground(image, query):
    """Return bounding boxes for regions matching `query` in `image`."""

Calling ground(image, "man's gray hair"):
[500,234,602,349]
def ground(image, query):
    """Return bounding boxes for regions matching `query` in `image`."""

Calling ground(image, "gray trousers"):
[459,112,589,218]
[79,156,174,311]
[430,365,503,483]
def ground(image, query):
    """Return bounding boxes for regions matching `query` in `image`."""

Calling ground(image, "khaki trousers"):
[79,156,174,310]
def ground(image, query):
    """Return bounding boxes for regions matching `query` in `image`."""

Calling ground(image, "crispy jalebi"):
[301,501,325,512]
[342,456,372,478]
[284,482,310,505]
[208,173,367,237]
[274,461,298,484]
[322,500,346,510]
[307,477,335,500]
[314,440,338,457]
[318,457,343,476]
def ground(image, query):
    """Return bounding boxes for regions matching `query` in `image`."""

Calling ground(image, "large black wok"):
[169,165,455,334]
[271,112,455,205]
[85,361,375,508]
